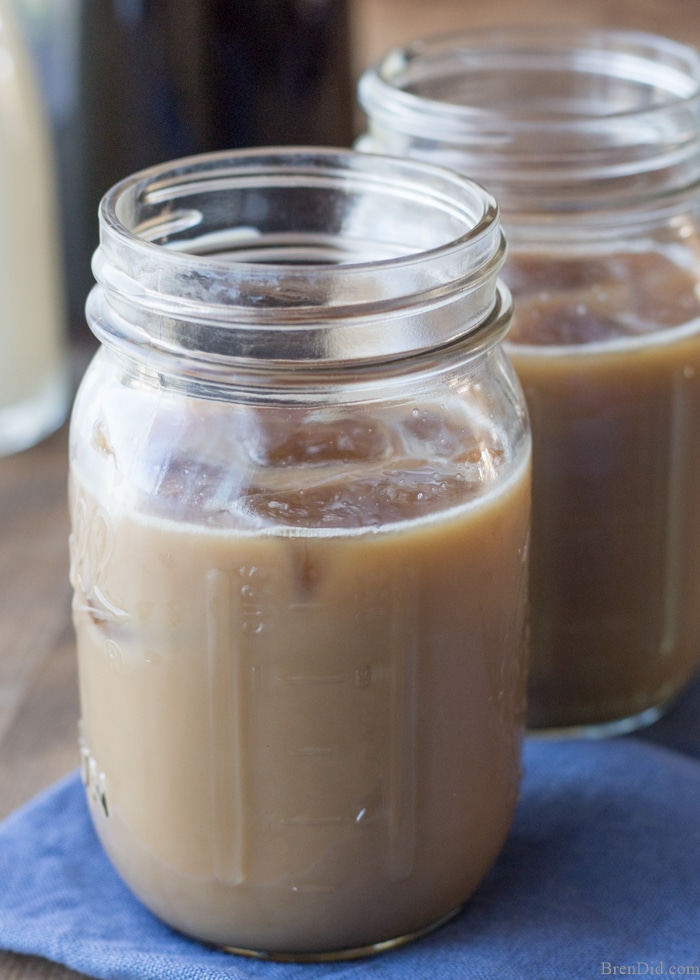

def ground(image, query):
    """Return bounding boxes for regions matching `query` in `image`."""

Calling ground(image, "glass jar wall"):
[68,148,531,959]
[358,27,700,735]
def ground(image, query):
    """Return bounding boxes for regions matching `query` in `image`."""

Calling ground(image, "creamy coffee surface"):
[505,248,700,730]
[70,393,530,954]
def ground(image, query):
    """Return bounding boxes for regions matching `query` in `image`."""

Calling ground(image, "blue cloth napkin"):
[2,726,700,980]
[635,670,700,760]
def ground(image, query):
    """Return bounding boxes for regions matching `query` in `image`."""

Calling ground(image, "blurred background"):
[8,0,700,349]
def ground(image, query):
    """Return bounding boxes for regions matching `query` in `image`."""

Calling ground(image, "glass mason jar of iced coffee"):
[68,148,531,959]
[358,28,700,735]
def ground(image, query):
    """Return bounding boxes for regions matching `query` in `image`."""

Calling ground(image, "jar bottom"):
[218,904,464,963]
[527,700,672,740]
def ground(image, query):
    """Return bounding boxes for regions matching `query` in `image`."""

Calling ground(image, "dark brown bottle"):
[16,0,354,341]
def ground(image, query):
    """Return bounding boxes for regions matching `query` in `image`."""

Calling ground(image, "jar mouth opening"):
[359,26,700,139]
[99,146,500,284]
[357,27,700,213]
[90,148,507,364]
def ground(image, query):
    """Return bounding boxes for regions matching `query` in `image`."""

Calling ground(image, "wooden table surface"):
[4,1,700,977]
[0,421,87,980]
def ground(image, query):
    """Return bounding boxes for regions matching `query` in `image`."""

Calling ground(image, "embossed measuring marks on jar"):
[70,490,127,824]
[205,555,418,890]
[79,725,109,818]
[70,491,128,640]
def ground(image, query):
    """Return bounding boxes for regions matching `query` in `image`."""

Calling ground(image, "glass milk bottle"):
[68,148,530,959]
[358,27,700,735]
[0,0,67,454]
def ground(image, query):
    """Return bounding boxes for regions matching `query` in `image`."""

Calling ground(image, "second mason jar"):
[359,27,700,735]
[68,148,531,959]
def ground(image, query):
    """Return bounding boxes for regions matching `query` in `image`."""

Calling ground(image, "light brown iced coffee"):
[70,395,530,956]
[505,248,700,731]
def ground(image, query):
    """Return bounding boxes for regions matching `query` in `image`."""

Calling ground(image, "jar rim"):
[90,147,508,365]
[357,26,700,214]
[98,146,500,278]
[359,26,700,140]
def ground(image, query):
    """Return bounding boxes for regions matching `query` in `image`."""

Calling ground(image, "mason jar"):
[358,27,700,736]
[68,148,531,959]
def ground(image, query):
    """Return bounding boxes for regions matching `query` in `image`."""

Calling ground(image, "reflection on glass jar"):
[358,27,700,735]
[68,148,531,959]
